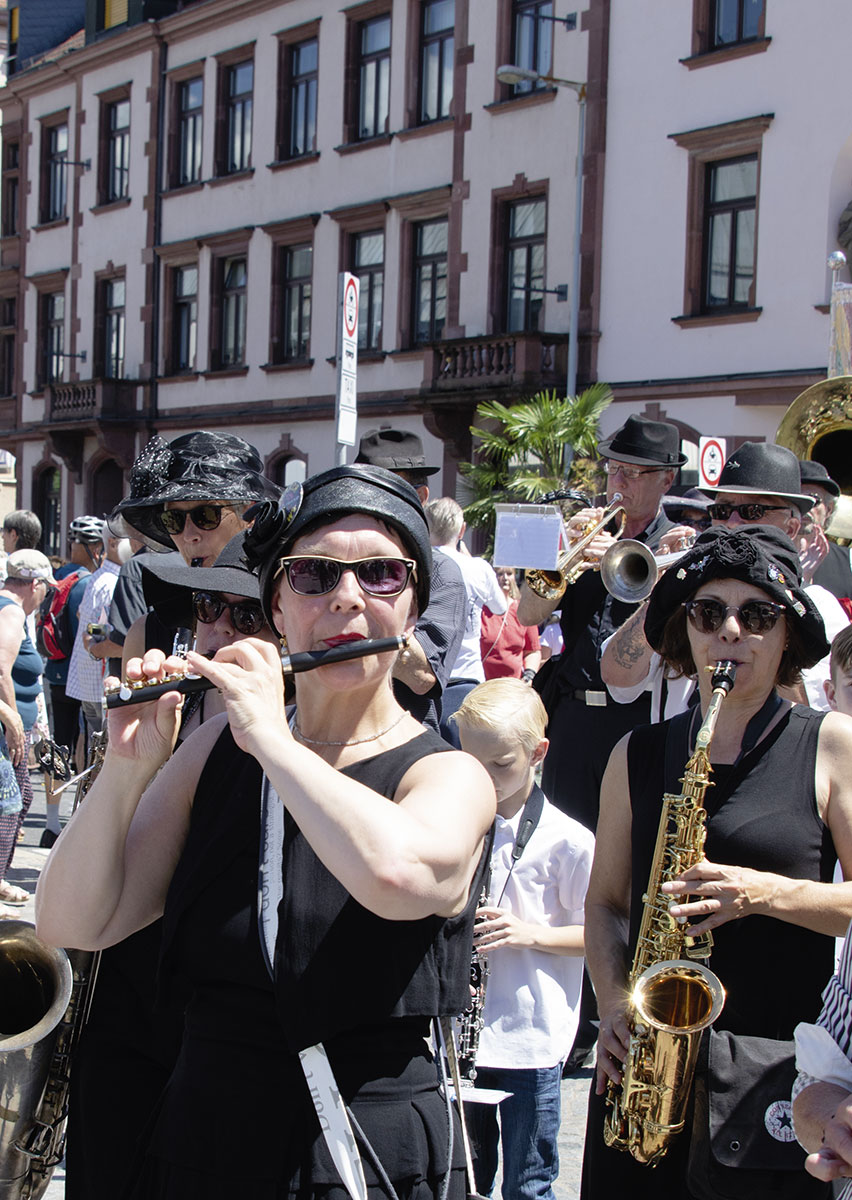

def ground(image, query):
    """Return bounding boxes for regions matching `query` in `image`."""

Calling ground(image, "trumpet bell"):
[599,540,658,604]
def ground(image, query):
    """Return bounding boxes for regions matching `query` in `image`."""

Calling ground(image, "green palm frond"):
[461,385,614,534]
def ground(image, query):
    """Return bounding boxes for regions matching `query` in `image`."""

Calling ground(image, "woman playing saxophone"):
[582,526,852,1199]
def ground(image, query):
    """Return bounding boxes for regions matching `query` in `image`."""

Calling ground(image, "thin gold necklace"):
[292,708,406,747]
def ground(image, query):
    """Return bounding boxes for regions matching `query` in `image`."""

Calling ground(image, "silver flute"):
[104,634,409,709]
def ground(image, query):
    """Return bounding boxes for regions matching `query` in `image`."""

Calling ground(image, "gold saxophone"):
[525,494,625,602]
[603,661,734,1166]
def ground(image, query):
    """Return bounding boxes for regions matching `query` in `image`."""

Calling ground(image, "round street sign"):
[699,437,726,487]
[343,276,359,340]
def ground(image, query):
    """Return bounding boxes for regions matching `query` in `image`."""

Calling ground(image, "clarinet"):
[104,634,409,708]
[456,879,491,1085]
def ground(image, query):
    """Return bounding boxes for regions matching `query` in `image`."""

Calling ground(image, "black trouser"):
[48,682,81,756]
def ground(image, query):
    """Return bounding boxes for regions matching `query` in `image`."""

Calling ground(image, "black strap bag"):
[687,1030,829,1200]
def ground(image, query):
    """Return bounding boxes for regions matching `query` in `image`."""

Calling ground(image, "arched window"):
[273,456,307,488]
[91,459,124,521]
[35,466,61,557]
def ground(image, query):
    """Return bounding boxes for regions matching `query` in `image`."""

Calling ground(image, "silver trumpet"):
[599,538,694,604]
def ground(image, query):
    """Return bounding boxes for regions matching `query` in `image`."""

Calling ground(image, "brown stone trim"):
[32,217,70,233]
[672,307,762,328]
[207,168,255,188]
[200,366,250,379]
[259,359,315,373]
[3,22,156,99]
[814,304,830,315]
[213,41,257,66]
[155,236,202,264]
[446,0,470,340]
[334,134,393,156]
[157,372,201,384]
[89,197,132,215]
[162,181,205,198]
[669,113,774,152]
[669,113,772,317]
[484,89,558,116]
[327,199,388,228]
[608,369,825,412]
[95,82,131,104]
[261,214,320,242]
[396,118,454,142]
[387,184,452,217]
[581,0,610,387]
[493,0,513,103]
[27,267,70,290]
[267,153,320,172]
[165,57,206,80]
[681,36,771,68]
[199,227,254,253]
[266,431,309,482]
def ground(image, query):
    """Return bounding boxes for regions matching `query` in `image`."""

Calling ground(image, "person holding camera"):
[66,527,132,752]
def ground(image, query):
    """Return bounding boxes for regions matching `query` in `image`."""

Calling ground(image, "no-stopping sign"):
[699,437,726,487]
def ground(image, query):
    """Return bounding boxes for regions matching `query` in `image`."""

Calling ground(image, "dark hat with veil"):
[110,432,280,549]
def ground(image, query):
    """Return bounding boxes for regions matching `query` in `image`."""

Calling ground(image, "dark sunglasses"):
[706,502,791,522]
[683,598,786,635]
[276,556,416,597]
[192,591,265,635]
[158,504,234,536]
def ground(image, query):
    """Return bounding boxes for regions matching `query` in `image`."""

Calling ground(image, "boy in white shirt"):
[453,679,595,1200]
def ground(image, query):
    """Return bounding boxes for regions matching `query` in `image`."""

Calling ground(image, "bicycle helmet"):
[69,515,106,544]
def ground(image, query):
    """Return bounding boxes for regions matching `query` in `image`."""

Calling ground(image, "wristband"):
[521,668,535,683]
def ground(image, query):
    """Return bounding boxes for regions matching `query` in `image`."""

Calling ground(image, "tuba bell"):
[776,376,852,538]
[0,921,72,1199]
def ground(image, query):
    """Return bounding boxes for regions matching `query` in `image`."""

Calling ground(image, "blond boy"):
[453,678,595,1200]
[825,623,852,717]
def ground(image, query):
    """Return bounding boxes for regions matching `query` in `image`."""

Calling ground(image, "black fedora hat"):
[798,459,840,499]
[111,432,280,549]
[701,442,813,513]
[141,531,260,630]
[354,428,439,476]
[597,415,687,467]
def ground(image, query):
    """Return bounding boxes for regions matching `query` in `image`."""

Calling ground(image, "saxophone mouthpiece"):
[710,660,737,693]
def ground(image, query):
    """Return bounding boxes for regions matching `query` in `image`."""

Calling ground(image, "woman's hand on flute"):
[104,649,186,767]
[184,639,287,755]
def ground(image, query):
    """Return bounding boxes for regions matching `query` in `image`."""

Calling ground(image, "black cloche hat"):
[354,429,439,476]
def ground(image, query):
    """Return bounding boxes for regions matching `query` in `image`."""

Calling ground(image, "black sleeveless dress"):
[126,725,483,1200]
[581,704,835,1200]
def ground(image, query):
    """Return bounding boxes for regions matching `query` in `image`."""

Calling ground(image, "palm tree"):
[461,383,614,535]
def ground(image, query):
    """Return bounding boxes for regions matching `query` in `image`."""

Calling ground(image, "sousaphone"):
[776,375,852,538]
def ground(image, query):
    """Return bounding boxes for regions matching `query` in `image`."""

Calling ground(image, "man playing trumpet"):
[518,414,684,833]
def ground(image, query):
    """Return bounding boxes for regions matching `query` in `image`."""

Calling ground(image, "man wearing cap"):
[66,527,131,755]
[355,428,466,729]
[702,441,812,539]
[518,414,683,831]
[799,459,852,603]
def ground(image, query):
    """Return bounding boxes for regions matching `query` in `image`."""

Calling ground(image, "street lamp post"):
[496,65,586,403]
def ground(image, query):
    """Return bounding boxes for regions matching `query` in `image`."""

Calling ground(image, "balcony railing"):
[426,332,569,392]
[48,377,137,423]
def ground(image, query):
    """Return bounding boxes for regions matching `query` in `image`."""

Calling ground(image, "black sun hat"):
[798,459,841,499]
[141,531,260,630]
[644,526,829,668]
[700,442,814,514]
[110,432,280,549]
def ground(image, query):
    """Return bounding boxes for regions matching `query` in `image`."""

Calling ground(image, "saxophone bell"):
[604,660,735,1165]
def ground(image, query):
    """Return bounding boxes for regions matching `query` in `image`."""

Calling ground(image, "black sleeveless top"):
[143,724,484,1190]
[626,705,836,1039]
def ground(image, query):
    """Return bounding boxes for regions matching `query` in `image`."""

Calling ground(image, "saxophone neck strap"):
[495,783,545,907]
